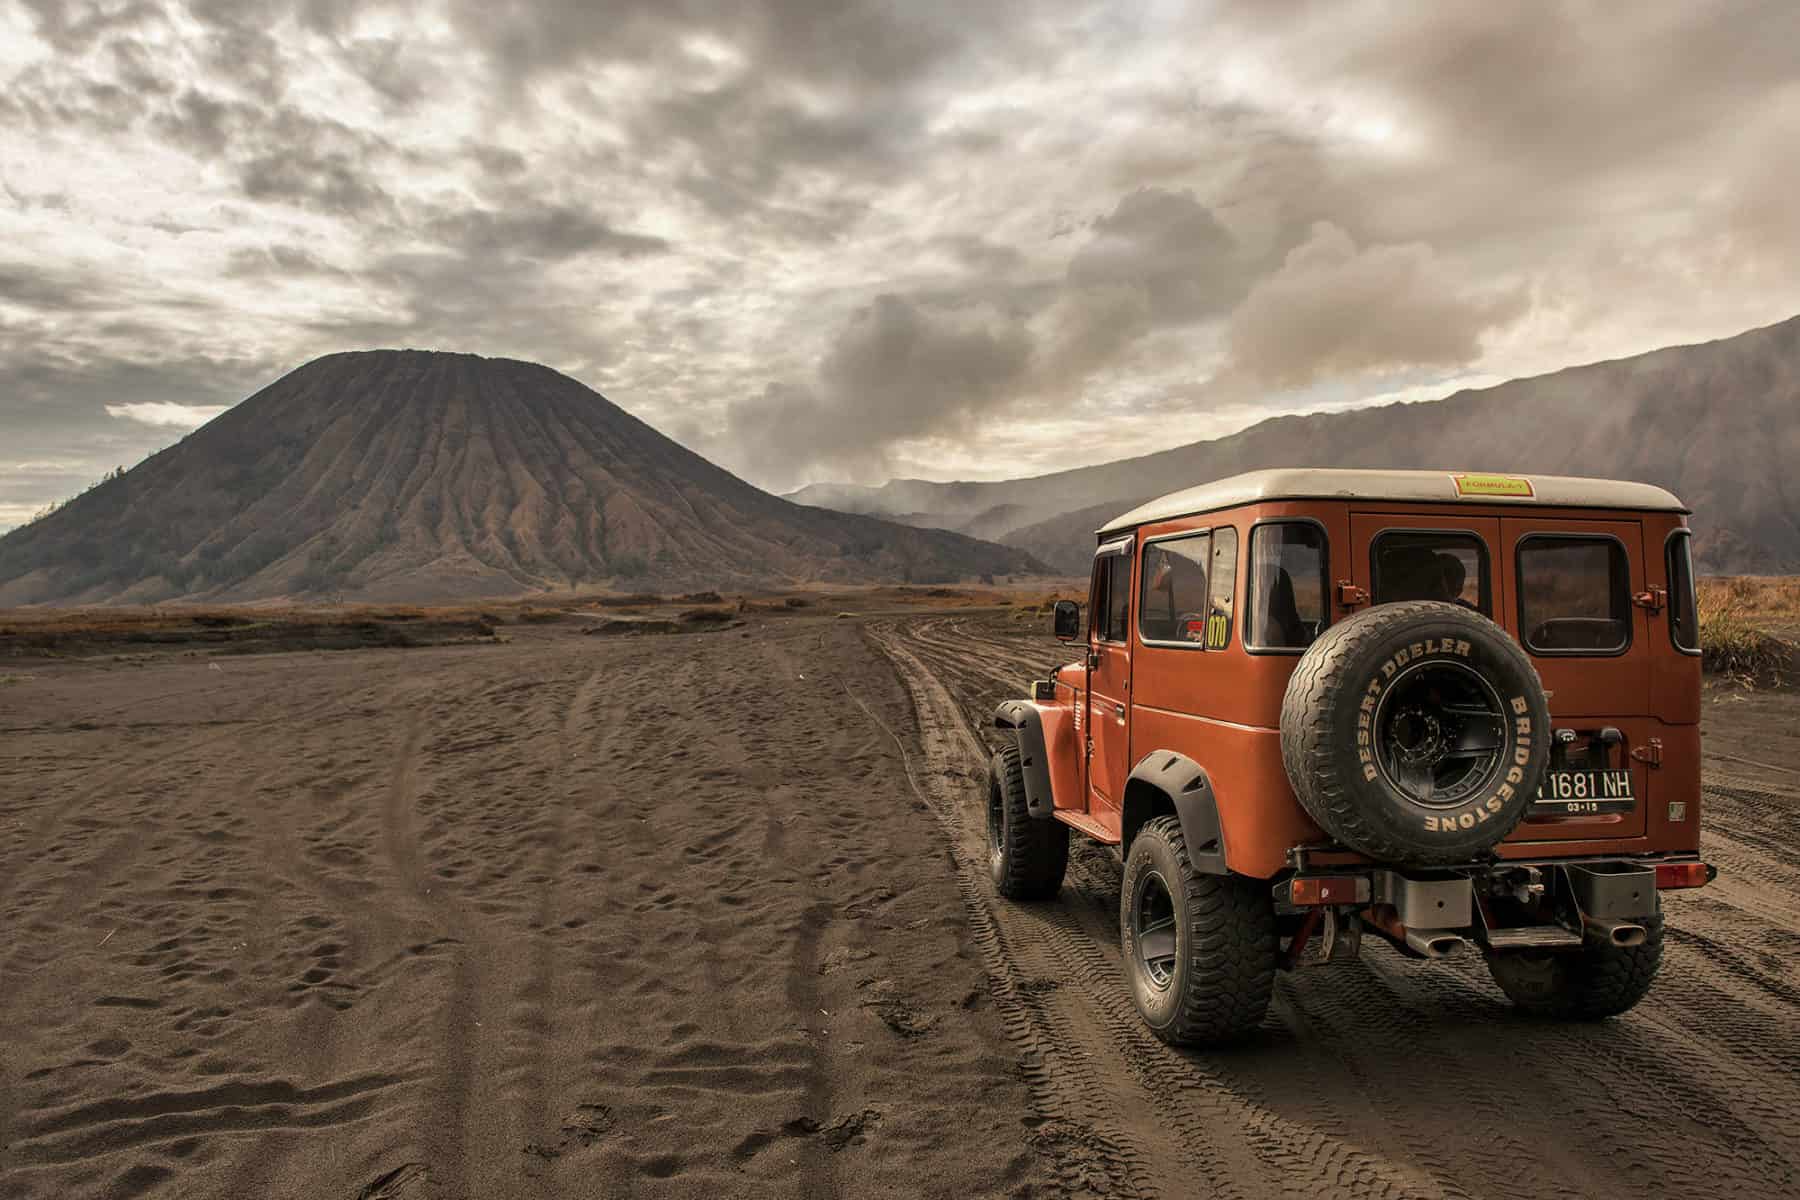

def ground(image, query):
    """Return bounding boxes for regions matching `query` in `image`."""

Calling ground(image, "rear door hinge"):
[1633,586,1667,614]
[1336,581,1370,608]
[1630,738,1664,768]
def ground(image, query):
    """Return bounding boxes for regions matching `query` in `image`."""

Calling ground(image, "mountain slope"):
[0,351,1043,604]
[793,315,1800,574]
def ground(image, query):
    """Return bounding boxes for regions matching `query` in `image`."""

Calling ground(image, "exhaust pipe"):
[1586,918,1648,947]
[1403,928,1467,959]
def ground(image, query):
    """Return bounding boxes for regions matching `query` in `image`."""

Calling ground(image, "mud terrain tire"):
[987,746,1068,900]
[1281,601,1551,866]
[1486,904,1664,1018]
[1121,816,1276,1046]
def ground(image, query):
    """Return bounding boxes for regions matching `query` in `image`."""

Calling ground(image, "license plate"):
[1534,768,1634,815]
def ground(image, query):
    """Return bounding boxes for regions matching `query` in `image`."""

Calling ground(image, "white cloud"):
[105,402,230,429]
[1,0,1798,515]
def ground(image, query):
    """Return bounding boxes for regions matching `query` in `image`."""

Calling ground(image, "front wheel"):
[987,747,1068,900]
[1486,903,1664,1019]
[1121,816,1276,1046]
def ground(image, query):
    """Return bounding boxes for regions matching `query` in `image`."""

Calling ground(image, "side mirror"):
[1052,600,1080,642]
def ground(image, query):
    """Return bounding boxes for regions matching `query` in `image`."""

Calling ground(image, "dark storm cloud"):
[725,294,1034,484]
[224,244,350,279]
[430,205,670,262]
[238,150,392,216]
[18,0,164,53]
[1202,0,1800,247]
[444,0,1026,92]
[1224,223,1527,388]
[0,344,284,523]
[0,263,111,312]
[1067,188,1252,325]
[337,35,433,107]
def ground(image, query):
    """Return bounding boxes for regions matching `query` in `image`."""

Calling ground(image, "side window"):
[1139,531,1209,643]
[1207,527,1238,649]
[1372,530,1490,613]
[1518,536,1630,654]
[1667,530,1699,654]
[1101,551,1131,642]
[1248,522,1327,651]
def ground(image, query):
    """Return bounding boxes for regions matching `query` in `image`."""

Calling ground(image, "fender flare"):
[1123,751,1226,875]
[993,700,1055,818]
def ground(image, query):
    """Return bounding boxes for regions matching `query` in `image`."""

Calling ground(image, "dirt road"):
[3,609,1797,1199]
[867,612,1800,1200]
[0,619,1049,1199]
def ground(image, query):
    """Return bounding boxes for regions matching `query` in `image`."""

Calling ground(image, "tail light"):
[1289,876,1368,906]
[1654,862,1712,890]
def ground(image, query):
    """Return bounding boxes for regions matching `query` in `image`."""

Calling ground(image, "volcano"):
[0,350,1043,604]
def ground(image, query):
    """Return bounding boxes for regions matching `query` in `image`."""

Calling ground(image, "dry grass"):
[1700,575,1800,620]
[1699,576,1796,685]
[0,602,501,659]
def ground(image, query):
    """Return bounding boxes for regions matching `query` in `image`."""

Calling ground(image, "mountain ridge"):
[790,314,1800,574]
[0,350,1045,604]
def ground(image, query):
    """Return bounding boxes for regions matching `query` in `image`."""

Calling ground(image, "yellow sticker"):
[1452,473,1534,498]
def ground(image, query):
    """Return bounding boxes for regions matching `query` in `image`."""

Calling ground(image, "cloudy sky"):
[3,0,1797,529]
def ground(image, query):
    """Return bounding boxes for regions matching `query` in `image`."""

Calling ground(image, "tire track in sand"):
[515,664,612,1194]
[867,616,1596,1200]
[866,620,1424,1199]
[888,611,1800,1200]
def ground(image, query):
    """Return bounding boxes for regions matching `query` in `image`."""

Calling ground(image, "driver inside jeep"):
[1379,544,1475,608]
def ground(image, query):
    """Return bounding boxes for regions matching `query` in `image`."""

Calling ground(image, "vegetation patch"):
[1699,577,1795,687]
[0,606,499,660]
[516,607,569,624]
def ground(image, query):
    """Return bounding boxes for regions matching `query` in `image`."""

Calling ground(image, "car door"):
[1085,536,1134,833]
[1501,516,1652,842]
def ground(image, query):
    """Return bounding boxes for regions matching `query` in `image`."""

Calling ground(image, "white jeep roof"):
[1097,468,1688,534]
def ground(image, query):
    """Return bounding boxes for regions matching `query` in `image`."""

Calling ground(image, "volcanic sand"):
[0,617,1048,1198]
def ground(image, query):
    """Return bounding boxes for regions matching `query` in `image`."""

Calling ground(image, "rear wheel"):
[1121,816,1276,1046]
[987,746,1068,900]
[1486,904,1664,1019]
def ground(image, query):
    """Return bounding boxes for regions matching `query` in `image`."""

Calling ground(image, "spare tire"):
[1280,601,1551,866]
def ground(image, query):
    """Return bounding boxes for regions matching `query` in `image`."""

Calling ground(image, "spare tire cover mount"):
[1281,601,1551,865]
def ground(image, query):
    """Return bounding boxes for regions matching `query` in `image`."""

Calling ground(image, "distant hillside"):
[792,315,1800,574]
[0,351,1044,605]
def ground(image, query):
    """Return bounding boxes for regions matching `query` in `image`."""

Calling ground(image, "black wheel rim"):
[1131,870,1179,990]
[1372,659,1508,809]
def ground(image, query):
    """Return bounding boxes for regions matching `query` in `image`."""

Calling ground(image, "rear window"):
[1248,522,1327,651]
[1372,530,1490,613]
[1140,529,1237,649]
[1667,530,1699,654]
[1518,535,1631,654]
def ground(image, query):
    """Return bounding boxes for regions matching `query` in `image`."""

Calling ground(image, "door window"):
[1093,546,1132,643]
[1247,522,1327,651]
[1372,530,1490,613]
[1518,535,1631,654]
[1139,531,1209,643]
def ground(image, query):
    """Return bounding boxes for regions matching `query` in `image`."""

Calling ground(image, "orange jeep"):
[987,469,1712,1045]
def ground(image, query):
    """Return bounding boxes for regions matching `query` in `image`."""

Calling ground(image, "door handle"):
[1113,704,1125,721]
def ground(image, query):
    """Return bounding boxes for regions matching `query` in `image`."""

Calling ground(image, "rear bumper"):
[1277,855,1714,952]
